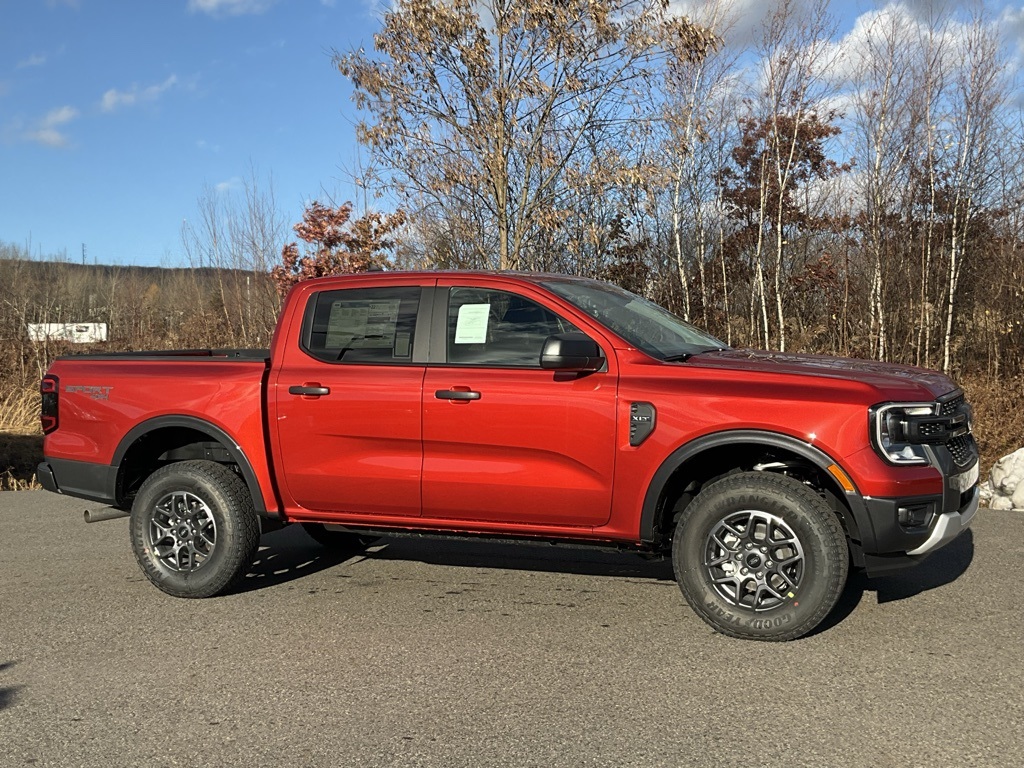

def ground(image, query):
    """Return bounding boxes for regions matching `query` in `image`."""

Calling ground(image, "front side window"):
[303,286,420,364]
[446,288,580,367]
[542,279,726,360]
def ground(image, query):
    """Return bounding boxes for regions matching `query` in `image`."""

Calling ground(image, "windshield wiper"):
[663,346,728,363]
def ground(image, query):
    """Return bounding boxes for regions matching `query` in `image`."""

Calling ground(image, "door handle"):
[435,389,480,401]
[289,384,330,397]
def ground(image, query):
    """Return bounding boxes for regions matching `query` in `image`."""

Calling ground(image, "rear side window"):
[303,286,420,364]
[446,287,579,367]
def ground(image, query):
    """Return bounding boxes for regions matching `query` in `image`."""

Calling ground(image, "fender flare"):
[639,429,867,545]
[112,415,269,515]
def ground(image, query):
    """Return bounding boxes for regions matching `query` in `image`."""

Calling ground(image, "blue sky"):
[2,1,1018,268]
[1,0,379,266]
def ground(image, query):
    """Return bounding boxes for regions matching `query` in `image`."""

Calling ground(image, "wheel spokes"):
[148,491,217,573]
[704,509,805,612]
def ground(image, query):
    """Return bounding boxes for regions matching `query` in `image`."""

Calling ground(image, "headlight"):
[871,402,938,465]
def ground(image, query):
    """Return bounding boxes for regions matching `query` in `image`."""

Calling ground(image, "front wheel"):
[672,472,848,641]
[129,460,260,598]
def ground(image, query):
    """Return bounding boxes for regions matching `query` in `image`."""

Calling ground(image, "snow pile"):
[981,448,1024,511]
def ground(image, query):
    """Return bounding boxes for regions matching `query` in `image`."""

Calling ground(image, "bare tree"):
[181,169,286,346]
[938,4,1005,373]
[847,3,919,361]
[336,0,714,270]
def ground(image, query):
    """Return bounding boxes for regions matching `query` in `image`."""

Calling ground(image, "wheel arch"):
[112,415,268,516]
[640,430,866,551]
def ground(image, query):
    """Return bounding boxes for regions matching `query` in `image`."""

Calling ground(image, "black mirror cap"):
[540,333,605,371]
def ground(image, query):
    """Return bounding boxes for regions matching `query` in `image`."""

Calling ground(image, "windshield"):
[542,279,727,360]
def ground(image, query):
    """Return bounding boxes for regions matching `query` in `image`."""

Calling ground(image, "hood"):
[687,348,957,401]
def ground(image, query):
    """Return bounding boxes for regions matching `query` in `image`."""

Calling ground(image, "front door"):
[421,284,617,528]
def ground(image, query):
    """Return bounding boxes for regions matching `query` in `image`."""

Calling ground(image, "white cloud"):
[23,105,79,147]
[100,75,178,112]
[17,53,47,69]
[215,177,242,193]
[187,0,277,16]
[670,0,819,50]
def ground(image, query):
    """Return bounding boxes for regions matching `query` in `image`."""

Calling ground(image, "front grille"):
[937,391,976,468]
[948,434,974,466]
[940,394,965,416]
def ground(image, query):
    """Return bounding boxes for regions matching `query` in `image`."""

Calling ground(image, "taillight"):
[41,375,59,434]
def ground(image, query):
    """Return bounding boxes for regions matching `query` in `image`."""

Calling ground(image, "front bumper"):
[853,456,979,575]
[906,486,979,556]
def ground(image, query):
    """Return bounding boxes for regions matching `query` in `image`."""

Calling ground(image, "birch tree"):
[847,4,919,361]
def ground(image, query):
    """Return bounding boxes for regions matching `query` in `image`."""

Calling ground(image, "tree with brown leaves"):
[270,202,406,296]
[336,0,714,271]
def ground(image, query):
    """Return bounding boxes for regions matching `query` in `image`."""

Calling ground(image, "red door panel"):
[422,282,618,527]
[275,364,425,516]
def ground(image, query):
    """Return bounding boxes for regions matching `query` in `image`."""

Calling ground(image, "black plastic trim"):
[629,402,656,446]
[860,494,943,555]
[111,415,271,517]
[434,389,481,401]
[36,462,58,494]
[412,286,437,364]
[38,457,117,505]
[55,349,270,362]
[639,430,867,546]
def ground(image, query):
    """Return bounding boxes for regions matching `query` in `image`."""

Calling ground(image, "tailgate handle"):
[435,389,480,401]
[289,385,330,397]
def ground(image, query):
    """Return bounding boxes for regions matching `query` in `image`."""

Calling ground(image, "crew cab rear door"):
[272,277,432,517]
[421,279,617,527]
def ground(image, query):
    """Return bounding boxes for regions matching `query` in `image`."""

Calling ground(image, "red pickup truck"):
[37,271,979,640]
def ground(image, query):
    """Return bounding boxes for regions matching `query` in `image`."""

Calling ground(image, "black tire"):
[301,523,377,551]
[672,471,848,641]
[129,460,260,598]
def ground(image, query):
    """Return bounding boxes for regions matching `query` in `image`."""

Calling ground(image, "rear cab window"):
[302,286,421,364]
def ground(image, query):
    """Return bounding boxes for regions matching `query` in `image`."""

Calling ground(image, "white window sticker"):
[454,303,491,344]
[326,299,401,348]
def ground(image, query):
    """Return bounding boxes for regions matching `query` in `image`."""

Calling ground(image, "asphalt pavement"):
[1,490,1022,768]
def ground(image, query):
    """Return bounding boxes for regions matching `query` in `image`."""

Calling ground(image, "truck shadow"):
[0,661,22,712]
[240,524,974,633]
[236,526,371,592]
[364,535,678,580]
[238,523,675,592]
[810,529,975,636]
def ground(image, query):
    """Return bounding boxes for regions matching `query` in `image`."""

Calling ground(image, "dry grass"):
[1,387,42,491]
[960,374,1024,481]
[0,386,37,429]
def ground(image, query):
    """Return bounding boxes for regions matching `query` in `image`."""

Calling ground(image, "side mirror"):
[540,333,605,371]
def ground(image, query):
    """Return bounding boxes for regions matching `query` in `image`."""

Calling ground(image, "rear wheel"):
[129,460,260,598]
[672,472,848,641]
